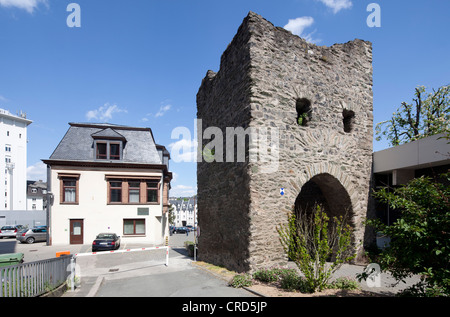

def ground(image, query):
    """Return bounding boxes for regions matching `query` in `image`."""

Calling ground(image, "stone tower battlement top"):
[198,11,373,139]
[202,11,372,82]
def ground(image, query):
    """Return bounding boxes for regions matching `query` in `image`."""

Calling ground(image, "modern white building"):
[373,133,450,226]
[0,108,32,210]
[43,123,172,246]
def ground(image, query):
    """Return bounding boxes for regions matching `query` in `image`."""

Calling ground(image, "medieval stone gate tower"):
[197,12,374,273]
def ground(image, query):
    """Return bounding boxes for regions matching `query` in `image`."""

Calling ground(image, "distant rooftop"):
[0,108,32,124]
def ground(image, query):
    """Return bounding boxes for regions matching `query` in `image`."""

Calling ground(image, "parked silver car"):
[16,227,47,244]
[0,225,25,239]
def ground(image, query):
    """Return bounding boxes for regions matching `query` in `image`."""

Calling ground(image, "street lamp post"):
[45,165,52,246]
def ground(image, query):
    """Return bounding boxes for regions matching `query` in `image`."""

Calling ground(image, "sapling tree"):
[277,205,355,292]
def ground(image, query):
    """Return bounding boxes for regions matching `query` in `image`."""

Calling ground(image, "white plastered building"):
[43,123,172,246]
[0,108,32,210]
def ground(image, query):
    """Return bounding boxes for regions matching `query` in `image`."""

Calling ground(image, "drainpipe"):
[46,164,52,246]
[160,174,164,214]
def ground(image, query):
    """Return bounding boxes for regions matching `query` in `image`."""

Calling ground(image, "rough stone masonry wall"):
[196,17,254,272]
[197,12,374,273]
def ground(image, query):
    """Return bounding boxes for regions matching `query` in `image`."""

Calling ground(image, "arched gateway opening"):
[294,173,355,258]
[295,173,354,223]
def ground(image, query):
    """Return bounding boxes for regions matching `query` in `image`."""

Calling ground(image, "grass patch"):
[193,261,237,281]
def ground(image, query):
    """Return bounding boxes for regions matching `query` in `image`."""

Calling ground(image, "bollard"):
[165,246,169,267]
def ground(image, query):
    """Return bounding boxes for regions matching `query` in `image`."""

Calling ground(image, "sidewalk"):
[283,261,421,295]
[62,247,256,297]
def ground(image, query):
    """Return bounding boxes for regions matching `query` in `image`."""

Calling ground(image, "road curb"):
[86,276,104,297]
[242,286,266,297]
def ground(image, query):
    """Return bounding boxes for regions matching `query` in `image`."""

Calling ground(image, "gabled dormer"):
[91,128,127,161]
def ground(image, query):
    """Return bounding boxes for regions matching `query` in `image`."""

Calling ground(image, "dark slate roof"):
[48,123,162,165]
[91,128,126,140]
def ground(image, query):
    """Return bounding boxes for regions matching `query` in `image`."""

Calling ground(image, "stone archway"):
[293,173,356,262]
[294,173,354,226]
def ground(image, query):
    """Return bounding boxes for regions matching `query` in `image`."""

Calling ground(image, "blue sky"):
[0,0,449,197]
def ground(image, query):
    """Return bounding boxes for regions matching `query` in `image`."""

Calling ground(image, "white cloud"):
[86,103,127,122]
[0,0,48,13]
[168,138,198,163]
[27,161,47,181]
[316,0,353,14]
[170,184,196,197]
[0,94,8,102]
[155,104,171,118]
[284,17,320,44]
[284,16,314,36]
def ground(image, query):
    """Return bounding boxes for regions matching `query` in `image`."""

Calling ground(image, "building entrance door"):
[70,219,84,244]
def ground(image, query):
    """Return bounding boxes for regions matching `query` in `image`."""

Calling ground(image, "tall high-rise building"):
[0,108,32,210]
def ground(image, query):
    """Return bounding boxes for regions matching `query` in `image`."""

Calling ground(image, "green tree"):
[168,206,175,225]
[277,206,355,293]
[375,85,450,146]
[364,173,450,296]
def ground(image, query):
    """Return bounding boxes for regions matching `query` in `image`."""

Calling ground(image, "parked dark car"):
[92,233,121,252]
[16,227,47,244]
[175,227,188,234]
[0,225,25,239]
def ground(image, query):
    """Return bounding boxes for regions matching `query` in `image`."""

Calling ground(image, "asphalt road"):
[64,232,255,297]
[0,232,255,297]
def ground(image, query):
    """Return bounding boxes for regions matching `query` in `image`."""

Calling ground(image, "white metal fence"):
[0,255,73,297]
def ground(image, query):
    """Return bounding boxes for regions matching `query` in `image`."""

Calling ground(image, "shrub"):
[279,270,311,293]
[253,269,279,283]
[184,241,197,257]
[252,268,296,282]
[364,173,450,296]
[326,277,360,290]
[397,282,448,297]
[229,274,252,288]
[277,205,356,293]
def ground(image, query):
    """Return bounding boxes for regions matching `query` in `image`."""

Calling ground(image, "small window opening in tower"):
[343,109,355,133]
[296,98,312,127]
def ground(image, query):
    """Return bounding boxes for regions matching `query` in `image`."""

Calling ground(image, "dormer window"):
[95,141,122,160]
[91,128,126,161]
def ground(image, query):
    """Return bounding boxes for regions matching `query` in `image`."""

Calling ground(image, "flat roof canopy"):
[373,133,449,173]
